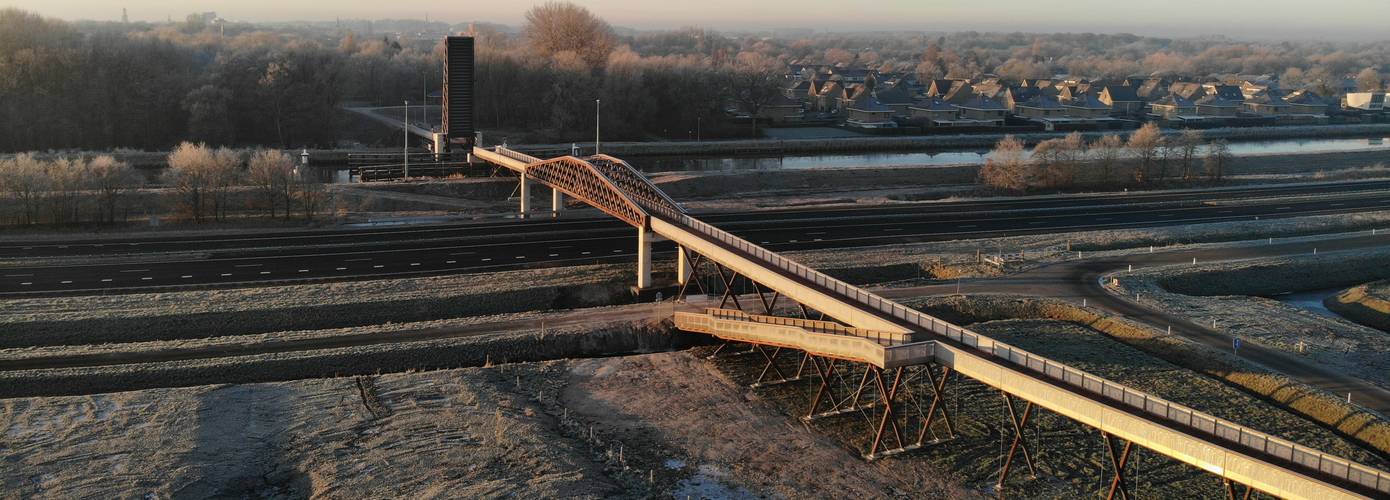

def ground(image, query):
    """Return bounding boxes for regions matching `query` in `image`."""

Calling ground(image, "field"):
[1328,280,1390,332]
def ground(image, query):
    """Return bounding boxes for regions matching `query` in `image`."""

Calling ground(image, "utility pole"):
[595,99,601,155]
[403,100,410,179]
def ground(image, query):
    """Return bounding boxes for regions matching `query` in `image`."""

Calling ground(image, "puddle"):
[672,463,759,500]
[1269,288,1344,319]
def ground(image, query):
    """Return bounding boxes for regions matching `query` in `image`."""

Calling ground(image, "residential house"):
[1283,90,1332,116]
[908,98,960,125]
[1202,84,1246,104]
[1169,82,1206,100]
[873,86,916,117]
[1242,92,1290,116]
[831,67,873,84]
[784,79,813,100]
[1099,85,1143,116]
[1149,95,1197,119]
[1014,94,1067,119]
[1343,92,1387,112]
[1063,94,1113,119]
[758,94,806,124]
[809,80,843,112]
[926,79,966,98]
[954,94,1009,126]
[844,93,896,128]
[1194,94,1241,117]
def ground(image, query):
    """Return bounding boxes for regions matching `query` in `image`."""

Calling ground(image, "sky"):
[8,0,1390,41]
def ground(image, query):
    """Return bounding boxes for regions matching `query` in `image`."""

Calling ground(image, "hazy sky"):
[9,0,1390,41]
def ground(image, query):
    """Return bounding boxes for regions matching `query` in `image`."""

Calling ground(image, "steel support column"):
[997,392,1038,491]
[1102,431,1134,500]
[677,245,692,286]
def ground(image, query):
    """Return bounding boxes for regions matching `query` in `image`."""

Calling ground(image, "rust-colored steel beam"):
[1103,431,1134,500]
[997,392,1038,490]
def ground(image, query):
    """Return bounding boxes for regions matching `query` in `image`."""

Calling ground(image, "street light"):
[403,100,410,179]
[595,99,601,155]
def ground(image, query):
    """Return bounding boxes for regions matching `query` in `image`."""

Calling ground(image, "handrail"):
[664,210,1390,495]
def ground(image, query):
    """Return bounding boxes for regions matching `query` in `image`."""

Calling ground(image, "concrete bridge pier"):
[552,189,565,218]
[637,227,653,289]
[518,174,531,218]
[677,246,692,285]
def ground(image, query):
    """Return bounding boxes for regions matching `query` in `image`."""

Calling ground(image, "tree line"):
[0,144,329,227]
[5,4,1387,154]
[979,124,1234,193]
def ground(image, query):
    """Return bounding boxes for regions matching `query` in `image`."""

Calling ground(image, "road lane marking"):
[181,275,193,279]
[1276,206,1291,210]
[345,258,372,262]
[221,273,233,277]
[373,265,385,268]
[3,274,33,277]
[481,258,492,262]
[119,269,150,273]
[446,260,456,264]
[20,282,31,285]
[581,251,591,255]
[516,256,527,259]
[335,267,347,271]
[548,254,559,257]
[612,250,623,253]
[298,269,309,273]
[101,279,112,282]
[60,280,72,284]
[410,263,421,266]
[259,271,270,275]
[1332,203,1346,207]
[141,277,152,281]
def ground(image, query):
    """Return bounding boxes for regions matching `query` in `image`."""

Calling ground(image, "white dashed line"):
[259,271,271,275]
[581,251,591,255]
[410,263,421,266]
[298,269,309,273]
[612,250,623,253]
[482,258,493,262]
[101,279,113,282]
[335,267,347,271]
[1276,206,1291,210]
[3,274,32,277]
[1332,203,1346,207]
[221,273,233,277]
[181,275,193,279]
[373,265,385,269]
[60,280,72,284]
[141,277,153,281]
[446,260,456,264]
[20,282,31,286]
[516,256,527,259]
[548,253,559,257]
[813,238,823,242]
[119,269,150,273]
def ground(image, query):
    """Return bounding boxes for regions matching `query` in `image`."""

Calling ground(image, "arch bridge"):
[472,145,1390,500]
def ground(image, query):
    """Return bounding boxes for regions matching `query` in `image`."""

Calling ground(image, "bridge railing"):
[668,211,1390,494]
[495,146,542,165]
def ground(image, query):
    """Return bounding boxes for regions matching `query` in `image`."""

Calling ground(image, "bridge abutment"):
[519,174,532,218]
[552,188,565,218]
[677,246,692,285]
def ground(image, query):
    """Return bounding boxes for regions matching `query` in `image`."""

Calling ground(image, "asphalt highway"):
[3,180,1390,296]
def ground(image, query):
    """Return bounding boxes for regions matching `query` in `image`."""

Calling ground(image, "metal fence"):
[670,211,1390,494]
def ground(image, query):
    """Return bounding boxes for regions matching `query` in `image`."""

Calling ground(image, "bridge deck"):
[472,146,1390,499]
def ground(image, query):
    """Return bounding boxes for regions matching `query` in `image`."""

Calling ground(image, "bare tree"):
[523,1,615,68]
[1355,68,1384,92]
[247,149,294,218]
[1176,129,1204,181]
[979,135,1035,193]
[1127,123,1162,185]
[1089,134,1124,187]
[294,170,330,221]
[0,153,48,225]
[726,52,783,138]
[88,155,140,224]
[1205,140,1232,181]
[209,148,243,221]
[47,157,86,225]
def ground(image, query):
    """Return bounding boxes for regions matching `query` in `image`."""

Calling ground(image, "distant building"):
[1150,95,1197,120]
[1194,94,1241,117]
[844,94,896,128]
[1343,92,1386,112]
[1098,85,1143,116]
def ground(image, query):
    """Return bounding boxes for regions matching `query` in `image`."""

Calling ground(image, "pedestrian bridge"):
[472,145,1390,499]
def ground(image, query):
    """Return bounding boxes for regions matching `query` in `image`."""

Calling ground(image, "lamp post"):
[403,100,410,179]
[595,99,601,155]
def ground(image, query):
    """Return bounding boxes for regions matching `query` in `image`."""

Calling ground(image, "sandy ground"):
[0,351,967,499]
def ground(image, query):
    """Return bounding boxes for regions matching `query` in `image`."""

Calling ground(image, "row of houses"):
[763,66,1388,131]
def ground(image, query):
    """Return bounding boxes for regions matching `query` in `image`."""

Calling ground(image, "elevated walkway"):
[470,146,1390,499]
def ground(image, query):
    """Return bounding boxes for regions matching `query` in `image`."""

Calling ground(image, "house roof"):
[873,86,914,105]
[957,94,1008,111]
[1101,85,1140,102]
[1066,94,1110,109]
[1017,95,1064,110]
[1170,82,1206,100]
[910,98,957,112]
[1243,91,1289,105]
[786,79,812,91]
[1151,94,1196,107]
[1284,89,1330,106]
[1194,94,1240,107]
[1205,84,1245,102]
[847,93,893,113]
